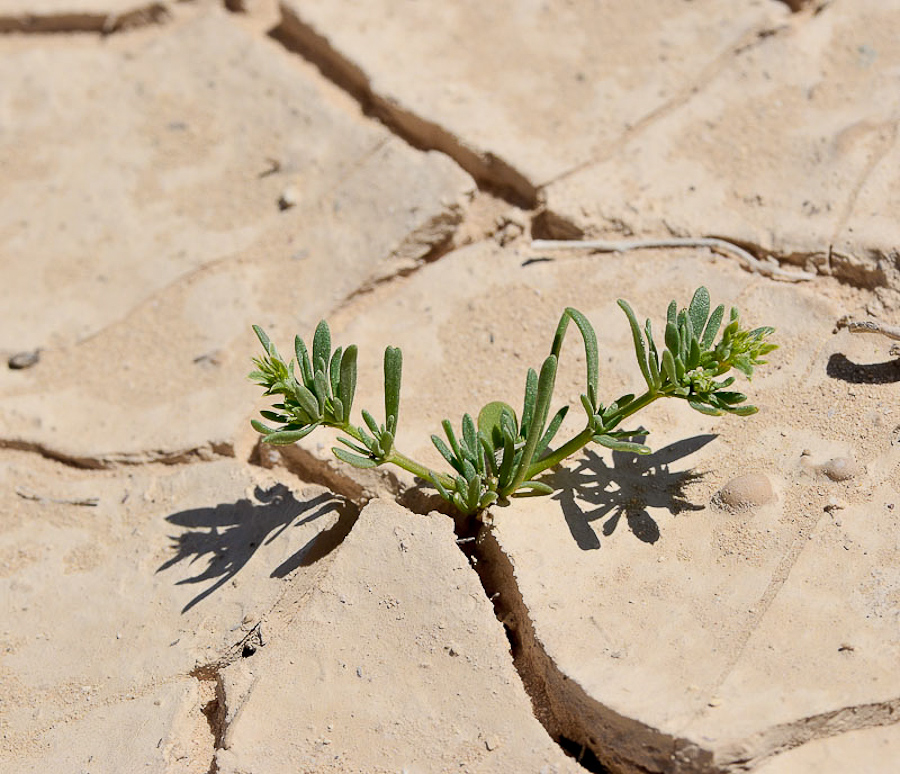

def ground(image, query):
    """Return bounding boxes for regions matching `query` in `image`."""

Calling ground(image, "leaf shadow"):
[543,434,715,550]
[157,484,357,613]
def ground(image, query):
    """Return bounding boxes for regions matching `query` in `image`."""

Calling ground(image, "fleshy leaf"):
[333,447,379,468]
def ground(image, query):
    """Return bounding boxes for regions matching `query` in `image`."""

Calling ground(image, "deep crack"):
[268,4,538,208]
[0,438,235,470]
[0,1,169,34]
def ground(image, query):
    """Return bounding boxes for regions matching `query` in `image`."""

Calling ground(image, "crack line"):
[0,1,169,34]
[0,437,234,470]
[267,3,538,208]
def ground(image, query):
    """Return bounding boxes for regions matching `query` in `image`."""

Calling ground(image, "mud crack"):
[0,1,169,34]
[0,437,235,470]
[268,4,538,208]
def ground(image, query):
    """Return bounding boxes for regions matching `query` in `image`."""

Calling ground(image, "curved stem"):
[524,389,661,480]
[525,427,594,480]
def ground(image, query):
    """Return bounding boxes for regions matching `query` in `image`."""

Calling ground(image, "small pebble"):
[817,457,860,481]
[715,472,776,510]
[8,349,40,369]
[278,187,298,211]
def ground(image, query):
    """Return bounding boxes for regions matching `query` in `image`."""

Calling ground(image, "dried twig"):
[16,487,99,507]
[530,237,815,282]
[835,315,900,356]
[835,315,900,341]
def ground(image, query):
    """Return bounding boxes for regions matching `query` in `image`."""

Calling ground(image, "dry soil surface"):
[1,1,899,773]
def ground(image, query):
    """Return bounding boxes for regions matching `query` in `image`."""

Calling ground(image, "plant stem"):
[524,388,661,479]
[339,422,455,489]
[526,427,595,479]
[387,450,456,489]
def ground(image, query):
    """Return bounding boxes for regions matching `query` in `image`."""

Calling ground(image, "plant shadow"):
[543,435,714,550]
[826,352,900,384]
[157,484,357,612]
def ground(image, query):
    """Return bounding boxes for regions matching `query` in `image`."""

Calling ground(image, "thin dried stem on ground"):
[530,237,816,282]
[835,315,900,356]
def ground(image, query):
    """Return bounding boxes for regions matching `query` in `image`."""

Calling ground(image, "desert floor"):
[2,1,900,772]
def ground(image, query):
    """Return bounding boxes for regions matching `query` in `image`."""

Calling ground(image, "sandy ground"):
[1,1,899,772]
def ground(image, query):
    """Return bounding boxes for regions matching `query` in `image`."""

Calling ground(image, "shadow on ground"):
[545,435,714,550]
[826,353,900,384]
[158,484,357,612]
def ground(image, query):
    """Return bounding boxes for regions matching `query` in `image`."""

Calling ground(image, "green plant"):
[249,287,775,516]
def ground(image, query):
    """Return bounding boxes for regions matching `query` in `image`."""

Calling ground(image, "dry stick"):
[835,316,900,341]
[530,237,816,282]
[15,487,99,507]
[835,316,900,356]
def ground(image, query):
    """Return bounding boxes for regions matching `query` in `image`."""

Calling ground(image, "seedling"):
[249,287,775,517]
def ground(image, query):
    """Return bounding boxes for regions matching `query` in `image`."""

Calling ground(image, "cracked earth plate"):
[0,456,350,771]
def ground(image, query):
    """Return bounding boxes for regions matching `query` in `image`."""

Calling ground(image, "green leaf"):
[687,337,701,370]
[726,403,758,416]
[429,473,451,502]
[666,301,678,325]
[498,430,517,489]
[714,390,748,405]
[362,409,380,437]
[479,491,499,509]
[665,320,680,359]
[250,419,275,435]
[442,419,464,465]
[252,324,273,353]
[688,287,710,337]
[509,353,557,494]
[431,434,460,471]
[314,370,330,409]
[687,399,723,416]
[553,308,599,410]
[592,434,652,454]
[618,299,651,389]
[454,473,469,500]
[461,413,478,462]
[534,405,568,460]
[339,346,358,421]
[331,397,344,424]
[295,335,313,386]
[478,401,516,450]
[479,434,498,477]
[662,349,678,386]
[384,346,402,431]
[329,347,342,399]
[333,447,379,468]
[513,480,555,496]
[294,383,321,423]
[520,368,538,437]
[312,321,331,377]
[645,319,661,389]
[701,305,725,349]
[265,425,320,444]
[466,473,483,511]
[336,435,372,456]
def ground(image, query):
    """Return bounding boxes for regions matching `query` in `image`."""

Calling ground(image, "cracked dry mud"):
[1,1,899,772]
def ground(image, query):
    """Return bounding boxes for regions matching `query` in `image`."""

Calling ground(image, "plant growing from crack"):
[249,287,775,517]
